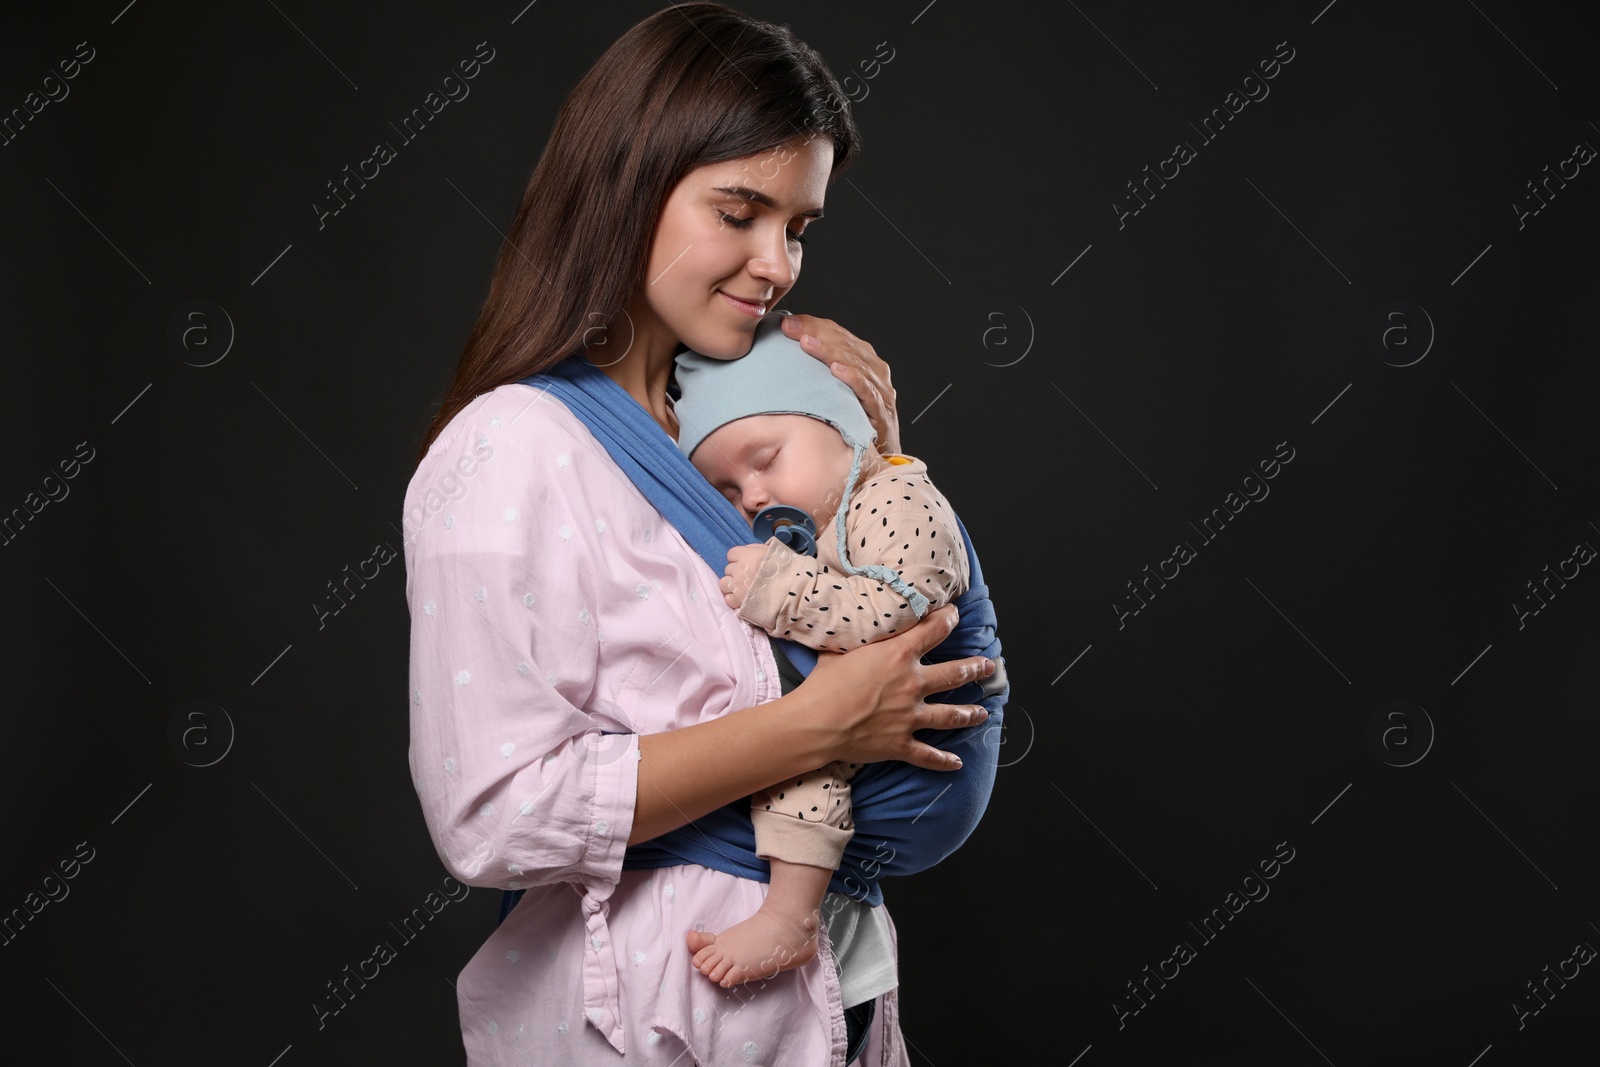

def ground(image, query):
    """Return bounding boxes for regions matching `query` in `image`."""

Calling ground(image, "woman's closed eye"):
[717,211,807,246]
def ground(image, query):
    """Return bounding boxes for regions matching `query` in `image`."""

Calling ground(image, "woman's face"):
[632,136,833,361]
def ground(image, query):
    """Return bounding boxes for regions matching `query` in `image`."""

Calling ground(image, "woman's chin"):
[683,325,757,361]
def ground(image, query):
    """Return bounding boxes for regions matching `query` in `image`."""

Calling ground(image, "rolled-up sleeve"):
[403,400,639,892]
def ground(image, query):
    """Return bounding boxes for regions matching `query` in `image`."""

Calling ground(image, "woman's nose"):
[748,229,797,289]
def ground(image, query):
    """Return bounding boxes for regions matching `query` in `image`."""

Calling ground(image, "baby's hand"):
[721,544,767,611]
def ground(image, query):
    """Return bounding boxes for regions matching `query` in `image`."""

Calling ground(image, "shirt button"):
[595,821,609,835]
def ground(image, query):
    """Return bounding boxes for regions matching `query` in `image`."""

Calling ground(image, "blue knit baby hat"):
[672,311,874,459]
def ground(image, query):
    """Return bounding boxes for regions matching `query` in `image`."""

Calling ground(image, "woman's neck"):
[586,309,681,439]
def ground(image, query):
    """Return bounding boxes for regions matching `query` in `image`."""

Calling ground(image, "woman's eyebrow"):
[711,185,824,219]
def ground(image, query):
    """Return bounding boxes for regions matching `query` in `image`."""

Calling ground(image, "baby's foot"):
[685,904,819,987]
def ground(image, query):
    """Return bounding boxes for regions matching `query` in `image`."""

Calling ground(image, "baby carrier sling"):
[497,355,1007,926]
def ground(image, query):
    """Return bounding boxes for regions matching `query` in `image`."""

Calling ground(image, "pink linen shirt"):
[403,382,910,1066]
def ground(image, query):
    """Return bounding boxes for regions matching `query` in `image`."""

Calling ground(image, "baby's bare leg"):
[685,859,833,987]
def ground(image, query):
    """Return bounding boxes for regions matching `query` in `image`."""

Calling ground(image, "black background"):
[4,1,1597,1063]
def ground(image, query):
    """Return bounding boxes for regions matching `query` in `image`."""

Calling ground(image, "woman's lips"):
[718,290,766,318]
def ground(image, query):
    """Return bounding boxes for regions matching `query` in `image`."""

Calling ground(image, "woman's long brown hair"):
[415,2,862,460]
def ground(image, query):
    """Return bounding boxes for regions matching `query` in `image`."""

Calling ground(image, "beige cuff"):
[752,808,853,869]
[735,537,798,635]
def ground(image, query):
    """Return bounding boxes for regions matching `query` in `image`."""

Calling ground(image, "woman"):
[404,5,1006,1063]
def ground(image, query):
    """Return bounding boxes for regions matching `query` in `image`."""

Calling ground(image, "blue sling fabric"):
[496,355,1006,924]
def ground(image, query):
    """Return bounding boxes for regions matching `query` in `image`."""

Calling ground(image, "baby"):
[672,312,970,987]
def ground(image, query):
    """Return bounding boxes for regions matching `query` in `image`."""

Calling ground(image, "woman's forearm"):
[627,686,835,844]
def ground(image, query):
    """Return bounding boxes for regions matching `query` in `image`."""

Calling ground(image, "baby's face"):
[691,413,855,530]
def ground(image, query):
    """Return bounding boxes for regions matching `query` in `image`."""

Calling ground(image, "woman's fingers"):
[901,702,988,770]
[891,606,995,696]
[921,701,988,731]
[902,739,968,772]
[903,603,960,656]
[923,655,997,699]
[802,602,992,766]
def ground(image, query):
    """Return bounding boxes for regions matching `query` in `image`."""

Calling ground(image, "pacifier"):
[751,504,818,557]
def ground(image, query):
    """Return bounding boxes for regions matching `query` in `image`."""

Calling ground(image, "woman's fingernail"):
[950,755,963,768]
[801,333,816,346]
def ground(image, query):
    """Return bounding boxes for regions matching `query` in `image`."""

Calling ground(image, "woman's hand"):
[629,603,990,843]
[779,313,901,455]
[801,603,992,771]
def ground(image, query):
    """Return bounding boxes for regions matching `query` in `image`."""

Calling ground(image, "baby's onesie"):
[737,454,971,868]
